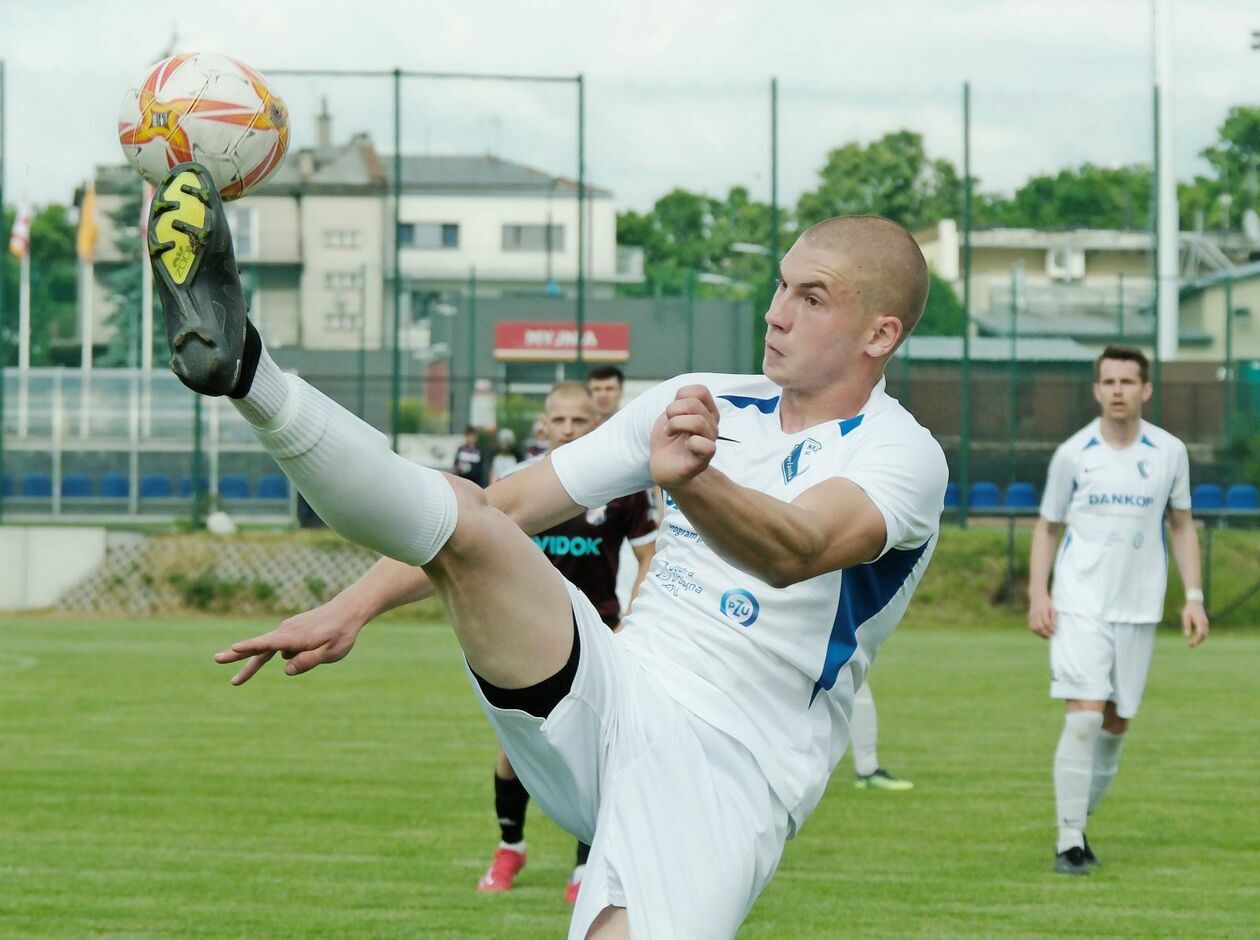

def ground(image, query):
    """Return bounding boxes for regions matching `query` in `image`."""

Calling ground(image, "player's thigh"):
[1050,613,1115,700]
[427,479,575,688]
[1110,623,1157,719]
[572,708,789,940]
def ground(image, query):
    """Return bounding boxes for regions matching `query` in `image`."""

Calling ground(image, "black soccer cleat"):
[1054,845,1092,876]
[1082,835,1101,868]
[148,162,250,396]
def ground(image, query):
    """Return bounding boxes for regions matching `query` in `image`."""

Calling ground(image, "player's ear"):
[866,314,902,359]
[1141,382,1153,403]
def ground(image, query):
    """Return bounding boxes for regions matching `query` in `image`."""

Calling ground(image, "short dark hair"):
[587,365,624,386]
[1094,345,1150,383]
[463,425,478,436]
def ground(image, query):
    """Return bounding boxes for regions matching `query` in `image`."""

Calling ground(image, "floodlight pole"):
[960,81,973,528]
[576,74,586,371]
[391,68,403,450]
[759,77,780,373]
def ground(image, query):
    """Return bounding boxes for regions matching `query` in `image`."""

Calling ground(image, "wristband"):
[1184,588,1204,603]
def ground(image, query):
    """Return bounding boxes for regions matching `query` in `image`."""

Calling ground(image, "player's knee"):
[1103,715,1129,734]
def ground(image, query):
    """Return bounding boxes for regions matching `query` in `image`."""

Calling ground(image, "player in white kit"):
[148,166,944,940]
[1028,346,1209,876]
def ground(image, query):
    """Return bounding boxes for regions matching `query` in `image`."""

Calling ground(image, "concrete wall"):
[0,527,134,610]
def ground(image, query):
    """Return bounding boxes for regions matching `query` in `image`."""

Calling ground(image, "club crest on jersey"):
[720,588,760,627]
[1137,460,1152,479]
[585,504,608,526]
[782,438,823,485]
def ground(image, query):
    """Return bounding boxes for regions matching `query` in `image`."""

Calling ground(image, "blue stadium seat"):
[968,481,1000,509]
[100,473,130,498]
[1004,481,1039,509]
[1225,483,1259,510]
[61,473,93,498]
[179,475,209,498]
[258,474,288,500]
[1,474,12,498]
[21,473,52,498]
[140,473,173,499]
[1191,484,1224,511]
[943,481,961,509]
[218,474,251,499]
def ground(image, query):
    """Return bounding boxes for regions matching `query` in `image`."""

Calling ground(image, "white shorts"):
[468,580,790,940]
[1050,613,1157,719]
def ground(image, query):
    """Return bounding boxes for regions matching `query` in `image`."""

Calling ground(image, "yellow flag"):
[77,183,99,262]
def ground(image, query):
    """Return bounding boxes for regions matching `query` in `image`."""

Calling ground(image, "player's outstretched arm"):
[1027,517,1062,638]
[1167,508,1209,647]
[215,457,583,684]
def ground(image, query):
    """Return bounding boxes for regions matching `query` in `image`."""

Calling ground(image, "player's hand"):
[1028,591,1056,638]
[213,595,367,685]
[1181,600,1209,648]
[649,385,720,488]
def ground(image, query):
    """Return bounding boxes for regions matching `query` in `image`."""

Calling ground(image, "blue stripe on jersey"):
[1083,437,1100,450]
[810,538,932,705]
[839,415,865,436]
[1141,434,1157,448]
[718,394,780,414]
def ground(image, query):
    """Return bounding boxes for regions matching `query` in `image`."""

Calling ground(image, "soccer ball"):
[118,53,289,201]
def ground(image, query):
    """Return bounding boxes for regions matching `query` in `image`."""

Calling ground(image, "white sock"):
[1055,710,1103,853]
[231,345,458,566]
[1089,730,1126,815]
[499,840,526,854]
[851,681,879,777]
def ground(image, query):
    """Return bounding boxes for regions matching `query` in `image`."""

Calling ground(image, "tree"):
[917,273,966,337]
[992,164,1152,231]
[99,177,145,367]
[795,131,962,232]
[2,203,78,367]
[1179,106,1260,230]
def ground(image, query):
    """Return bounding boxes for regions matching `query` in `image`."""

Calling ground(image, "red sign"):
[494,321,630,362]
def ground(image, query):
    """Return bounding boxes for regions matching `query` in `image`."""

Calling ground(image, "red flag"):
[8,200,32,258]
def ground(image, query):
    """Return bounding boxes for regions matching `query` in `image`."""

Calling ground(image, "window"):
[227,207,257,258]
[323,229,362,249]
[399,222,459,249]
[324,271,363,290]
[325,311,362,332]
[502,223,564,252]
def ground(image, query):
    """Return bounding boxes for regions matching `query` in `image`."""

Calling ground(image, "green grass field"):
[2,614,1258,938]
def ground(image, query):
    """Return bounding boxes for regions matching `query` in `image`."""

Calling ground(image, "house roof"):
[972,310,1212,346]
[388,154,611,198]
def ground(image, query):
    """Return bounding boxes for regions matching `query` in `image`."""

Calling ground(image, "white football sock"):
[1054,710,1103,853]
[1088,729,1126,815]
[850,681,879,777]
[231,345,458,566]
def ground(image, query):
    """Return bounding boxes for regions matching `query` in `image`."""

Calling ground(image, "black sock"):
[228,320,263,400]
[495,773,529,845]
[576,841,591,866]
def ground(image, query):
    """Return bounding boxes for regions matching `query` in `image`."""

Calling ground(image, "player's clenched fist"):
[650,385,720,487]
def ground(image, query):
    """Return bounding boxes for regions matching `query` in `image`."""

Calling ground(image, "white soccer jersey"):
[550,373,947,829]
[1041,419,1191,624]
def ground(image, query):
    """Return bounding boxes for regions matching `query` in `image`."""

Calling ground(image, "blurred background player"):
[1028,345,1209,876]
[849,681,913,790]
[586,365,624,425]
[477,381,658,902]
[454,426,488,488]
[489,427,521,485]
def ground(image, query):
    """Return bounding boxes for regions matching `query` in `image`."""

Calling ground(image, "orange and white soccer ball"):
[118,52,289,201]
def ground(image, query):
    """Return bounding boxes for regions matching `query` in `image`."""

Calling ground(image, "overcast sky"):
[1,0,1256,213]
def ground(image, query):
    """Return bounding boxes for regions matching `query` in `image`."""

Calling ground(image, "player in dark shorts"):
[476,381,657,903]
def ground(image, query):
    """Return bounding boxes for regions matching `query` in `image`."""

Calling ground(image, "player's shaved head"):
[545,380,594,414]
[799,216,930,341]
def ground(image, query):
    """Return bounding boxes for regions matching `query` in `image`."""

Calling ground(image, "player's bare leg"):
[585,907,628,939]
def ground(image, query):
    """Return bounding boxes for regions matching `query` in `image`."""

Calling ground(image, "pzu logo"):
[720,589,760,627]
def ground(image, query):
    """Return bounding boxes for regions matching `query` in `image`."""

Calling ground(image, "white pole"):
[1154,0,1179,362]
[80,259,94,437]
[18,249,30,437]
[142,182,154,437]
